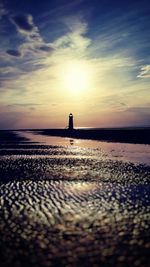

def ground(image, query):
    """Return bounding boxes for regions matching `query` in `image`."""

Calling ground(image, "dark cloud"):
[38,45,53,52]
[6,49,21,57]
[11,14,34,32]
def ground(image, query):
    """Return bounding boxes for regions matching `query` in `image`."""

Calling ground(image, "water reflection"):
[16,131,150,165]
[69,139,74,146]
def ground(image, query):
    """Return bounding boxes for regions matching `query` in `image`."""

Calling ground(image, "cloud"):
[1,17,137,99]
[137,65,150,78]
[9,13,54,58]
[0,65,29,93]
[6,49,22,57]
[53,18,91,54]
[99,94,128,111]
[11,14,43,45]
[8,103,41,106]
[38,45,53,53]
[1,13,149,128]
[126,107,150,114]
[11,14,35,33]
[0,2,8,19]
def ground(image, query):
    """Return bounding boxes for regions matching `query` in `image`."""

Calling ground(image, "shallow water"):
[18,130,150,165]
[0,131,150,267]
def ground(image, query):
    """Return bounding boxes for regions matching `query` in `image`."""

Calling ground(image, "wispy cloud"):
[0,16,143,101]
[137,65,150,78]
[11,14,38,35]
[0,2,8,19]
[9,13,54,58]
[0,0,150,128]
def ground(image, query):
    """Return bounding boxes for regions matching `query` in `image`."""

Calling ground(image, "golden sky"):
[0,1,150,129]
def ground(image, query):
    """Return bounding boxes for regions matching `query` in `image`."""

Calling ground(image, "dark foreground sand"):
[0,131,150,267]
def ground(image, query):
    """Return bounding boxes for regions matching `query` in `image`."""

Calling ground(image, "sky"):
[0,0,150,129]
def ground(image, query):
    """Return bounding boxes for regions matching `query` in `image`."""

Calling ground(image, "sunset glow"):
[0,0,150,129]
[62,61,92,94]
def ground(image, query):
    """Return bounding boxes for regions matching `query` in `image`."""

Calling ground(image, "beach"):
[0,130,150,267]
[22,128,150,144]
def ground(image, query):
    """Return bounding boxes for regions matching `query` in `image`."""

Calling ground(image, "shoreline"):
[0,128,150,145]
[38,128,150,145]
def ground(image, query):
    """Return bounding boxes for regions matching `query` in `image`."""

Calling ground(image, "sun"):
[62,60,91,94]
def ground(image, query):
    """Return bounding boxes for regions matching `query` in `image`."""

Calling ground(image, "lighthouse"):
[68,113,74,130]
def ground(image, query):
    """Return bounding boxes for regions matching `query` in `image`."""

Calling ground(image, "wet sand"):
[0,130,150,267]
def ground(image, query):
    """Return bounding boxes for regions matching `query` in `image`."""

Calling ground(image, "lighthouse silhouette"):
[68,113,74,130]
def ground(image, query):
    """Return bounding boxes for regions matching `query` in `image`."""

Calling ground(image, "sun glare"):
[62,60,91,94]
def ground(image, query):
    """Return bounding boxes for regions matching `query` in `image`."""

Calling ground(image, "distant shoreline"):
[36,128,150,145]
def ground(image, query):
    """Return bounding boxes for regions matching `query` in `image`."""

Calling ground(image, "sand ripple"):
[0,142,150,267]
